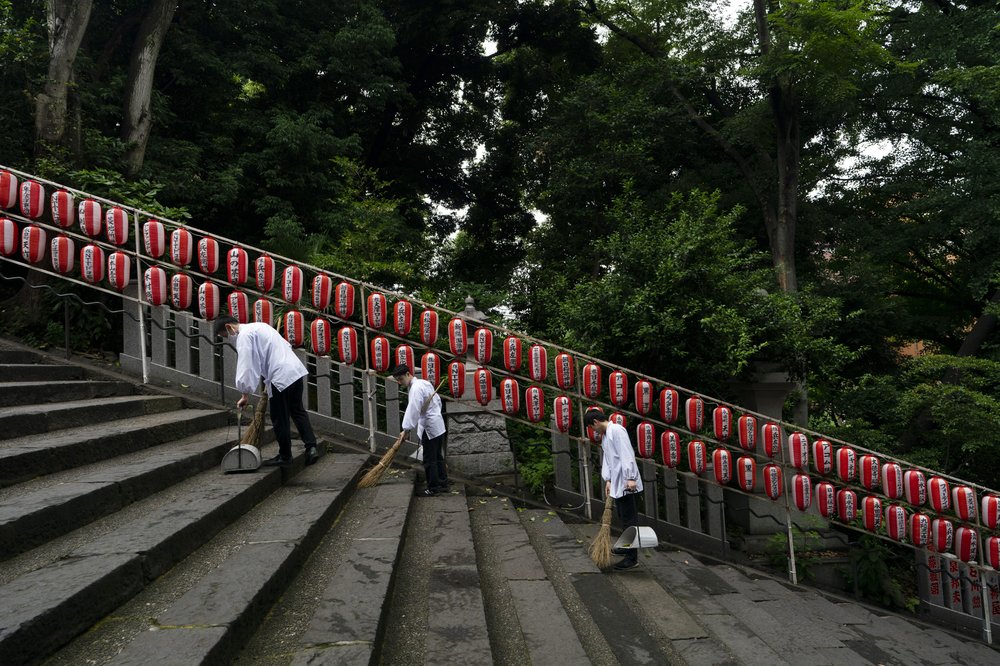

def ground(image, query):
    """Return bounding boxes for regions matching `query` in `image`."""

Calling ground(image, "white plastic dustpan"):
[221,407,262,473]
[613,526,658,550]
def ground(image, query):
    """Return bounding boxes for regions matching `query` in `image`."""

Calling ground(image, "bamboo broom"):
[241,382,268,447]
[589,496,615,569]
[358,377,447,488]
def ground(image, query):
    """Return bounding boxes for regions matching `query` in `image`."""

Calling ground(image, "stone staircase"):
[0,339,998,665]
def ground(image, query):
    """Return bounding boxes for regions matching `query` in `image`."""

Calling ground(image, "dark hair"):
[213,315,238,339]
[390,363,412,378]
[583,408,607,428]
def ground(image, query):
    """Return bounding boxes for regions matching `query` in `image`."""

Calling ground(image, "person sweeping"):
[584,408,643,570]
[390,363,449,496]
[214,316,319,467]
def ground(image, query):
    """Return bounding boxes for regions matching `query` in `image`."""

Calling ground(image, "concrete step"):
[0,363,86,382]
[0,379,135,407]
[0,407,229,487]
[0,446,331,665]
[0,394,183,440]
[106,454,368,665]
[0,350,44,363]
[0,424,253,560]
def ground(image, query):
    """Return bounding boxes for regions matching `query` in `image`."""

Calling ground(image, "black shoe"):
[613,559,639,571]
[305,446,319,466]
[612,547,629,556]
[263,455,292,467]
[418,488,438,497]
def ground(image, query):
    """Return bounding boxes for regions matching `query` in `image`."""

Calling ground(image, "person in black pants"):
[391,364,448,495]
[214,316,319,466]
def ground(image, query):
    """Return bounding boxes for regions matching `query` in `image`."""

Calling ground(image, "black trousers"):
[616,491,639,564]
[422,431,449,491]
[269,377,317,459]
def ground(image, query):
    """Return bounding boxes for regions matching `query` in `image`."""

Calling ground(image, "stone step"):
[0,424,252,560]
[0,350,44,363]
[0,363,85,382]
[107,454,369,665]
[0,407,229,488]
[0,379,135,407]
[0,394,183,440]
[474,498,589,665]
[0,448,331,665]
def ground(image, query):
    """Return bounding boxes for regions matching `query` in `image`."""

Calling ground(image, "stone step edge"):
[0,394,183,441]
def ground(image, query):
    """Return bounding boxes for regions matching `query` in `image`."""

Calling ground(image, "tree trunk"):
[121,0,178,177]
[34,0,94,154]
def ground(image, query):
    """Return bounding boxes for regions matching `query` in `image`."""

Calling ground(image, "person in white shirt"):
[214,316,319,467]
[584,408,644,570]
[391,363,449,496]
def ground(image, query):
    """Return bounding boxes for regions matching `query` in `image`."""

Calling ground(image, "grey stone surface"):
[0,379,134,407]
[614,571,708,641]
[509,579,590,665]
[110,626,230,666]
[673,637,741,666]
[696,612,790,666]
[0,363,83,381]
[290,644,375,665]
[493,523,548,580]
[0,394,181,440]
[427,564,492,664]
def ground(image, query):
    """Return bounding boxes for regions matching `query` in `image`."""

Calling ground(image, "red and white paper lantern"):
[396,301,414,336]
[0,218,17,256]
[661,431,681,468]
[367,293,388,329]
[630,380,651,415]
[20,225,46,263]
[227,247,248,285]
[143,220,166,258]
[311,318,331,355]
[19,180,44,219]
[528,345,548,382]
[931,518,954,553]
[253,298,273,325]
[608,370,628,407]
[50,235,74,273]
[283,311,304,347]
[581,363,601,398]
[610,412,627,428]
[170,273,193,309]
[170,229,193,266]
[525,386,545,423]
[554,352,574,389]
[499,377,519,415]
[836,447,857,483]
[987,536,1000,570]
[503,336,522,372]
[553,394,572,432]
[685,397,704,432]
[395,344,415,374]
[955,527,978,563]
[334,281,354,319]
[312,274,333,310]
[80,245,107,284]
[688,441,707,475]
[904,470,927,506]
[0,170,17,208]
[105,207,129,246]
[370,336,391,372]
[448,318,468,356]
[882,463,903,499]
[282,266,303,304]
[256,255,275,292]
[952,486,977,522]
[337,326,358,364]
[475,368,493,406]
[762,423,783,458]
[227,290,249,323]
[813,439,833,475]
[79,199,102,237]
[713,448,732,485]
[859,455,880,490]
[762,464,783,500]
[419,308,437,344]
[475,328,494,365]
[837,489,858,523]
[421,352,441,386]
[788,432,809,470]
[862,496,882,532]
[659,388,679,423]
[197,281,219,318]
[737,456,757,492]
[793,474,811,511]
[713,406,732,441]
[982,495,1000,530]
[886,504,907,541]
[816,482,836,518]
[636,421,655,458]
[737,415,756,451]
[144,266,168,306]
[928,476,950,513]
[910,512,931,547]
[50,190,74,228]
[448,360,466,398]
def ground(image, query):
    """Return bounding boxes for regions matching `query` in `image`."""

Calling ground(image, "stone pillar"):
[442,297,514,477]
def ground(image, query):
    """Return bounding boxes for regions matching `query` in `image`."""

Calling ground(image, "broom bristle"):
[241,392,268,446]
[589,497,615,569]
[358,431,407,488]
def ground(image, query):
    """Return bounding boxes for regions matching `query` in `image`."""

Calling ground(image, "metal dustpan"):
[221,408,261,473]
[613,526,658,550]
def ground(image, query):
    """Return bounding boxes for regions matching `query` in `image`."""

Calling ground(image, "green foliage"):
[762,526,825,582]
[507,419,555,494]
[844,535,915,612]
